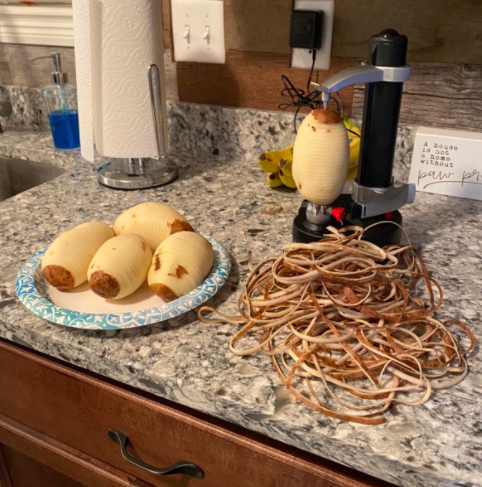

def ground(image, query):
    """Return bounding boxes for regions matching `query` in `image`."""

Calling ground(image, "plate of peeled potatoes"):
[16,202,231,330]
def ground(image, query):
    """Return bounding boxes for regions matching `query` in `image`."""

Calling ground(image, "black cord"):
[306,48,317,92]
[279,49,361,138]
[279,50,321,133]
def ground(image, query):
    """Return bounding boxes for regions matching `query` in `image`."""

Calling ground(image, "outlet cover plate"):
[291,0,334,71]
[171,0,225,64]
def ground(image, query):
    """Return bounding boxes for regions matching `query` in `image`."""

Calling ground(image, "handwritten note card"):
[409,127,482,201]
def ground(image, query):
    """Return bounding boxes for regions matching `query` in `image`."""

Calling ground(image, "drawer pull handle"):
[108,428,204,479]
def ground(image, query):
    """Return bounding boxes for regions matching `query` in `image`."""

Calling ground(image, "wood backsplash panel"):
[162,0,173,50]
[164,0,482,64]
[215,0,293,55]
[333,0,482,64]
[352,62,482,130]
[177,51,356,113]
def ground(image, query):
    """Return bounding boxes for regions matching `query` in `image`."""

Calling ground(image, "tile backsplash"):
[0,84,415,183]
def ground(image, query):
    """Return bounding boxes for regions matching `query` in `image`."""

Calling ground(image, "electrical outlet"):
[291,0,334,70]
[171,0,225,64]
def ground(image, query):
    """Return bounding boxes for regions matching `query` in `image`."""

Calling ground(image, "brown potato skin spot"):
[311,109,342,124]
[168,219,194,235]
[169,265,188,278]
[42,265,75,291]
[89,271,120,299]
[154,254,161,270]
[150,283,179,302]
[176,265,188,278]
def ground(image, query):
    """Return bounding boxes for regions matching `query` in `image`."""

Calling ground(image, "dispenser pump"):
[30,51,80,150]
[30,52,68,84]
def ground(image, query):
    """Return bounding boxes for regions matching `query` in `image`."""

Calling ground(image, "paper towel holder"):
[97,64,179,190]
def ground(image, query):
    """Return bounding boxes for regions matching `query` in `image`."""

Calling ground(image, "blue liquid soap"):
[49,109,80,150]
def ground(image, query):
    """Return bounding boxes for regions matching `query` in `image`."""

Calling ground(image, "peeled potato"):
[88,235,153,300]
[148,231,214,302]
[42,221,114,291]
[113,202,193,252]
[293,109,349,206]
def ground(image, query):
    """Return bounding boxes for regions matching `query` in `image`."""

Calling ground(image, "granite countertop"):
[0,129,481,487]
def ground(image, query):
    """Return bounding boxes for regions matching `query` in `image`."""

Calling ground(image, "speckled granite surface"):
[0,86,47,130]
[0,130,481,487]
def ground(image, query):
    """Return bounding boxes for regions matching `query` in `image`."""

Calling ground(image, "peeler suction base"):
[97,157,179,190]
[293,197,403,247]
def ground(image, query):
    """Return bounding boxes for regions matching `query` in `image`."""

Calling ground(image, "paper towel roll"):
[73,0,167,161]
[72,0,94,162]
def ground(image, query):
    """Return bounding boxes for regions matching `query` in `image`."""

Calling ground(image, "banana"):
[258,144,294,173]
[271,144,294,161]
[258,153,279,173]
[344,116,361,180]
[343,116,357,131]
[279,168,297,189]
[347,158,359,180]
[278,158,296,188]
[266,172,283,188]
[279,159,293,178]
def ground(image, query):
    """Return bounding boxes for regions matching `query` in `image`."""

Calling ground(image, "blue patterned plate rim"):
[16,234,231,330]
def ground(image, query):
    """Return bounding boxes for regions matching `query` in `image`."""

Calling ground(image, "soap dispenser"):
[31,52,80,150]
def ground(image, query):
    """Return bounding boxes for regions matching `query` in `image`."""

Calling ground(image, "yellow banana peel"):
[258,144,294,173]
[266,172,283,188]
[345,116,360,181]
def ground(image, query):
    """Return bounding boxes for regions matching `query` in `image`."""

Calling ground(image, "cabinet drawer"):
[0,340,391,487]
[0,412,152,487]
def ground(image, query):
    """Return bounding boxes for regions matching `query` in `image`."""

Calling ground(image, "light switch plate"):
[171,0,225,64]
[409,127,482,201]
[291,0,334,70]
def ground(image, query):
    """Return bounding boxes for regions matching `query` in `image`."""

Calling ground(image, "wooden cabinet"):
[0,444,86,487]
[0,414,152,487]
[0,339,394,487]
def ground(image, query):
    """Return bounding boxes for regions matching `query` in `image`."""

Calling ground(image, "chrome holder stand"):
[97,64,179,190]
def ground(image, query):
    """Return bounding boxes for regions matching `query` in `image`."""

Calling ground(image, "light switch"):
[171,0,225,64]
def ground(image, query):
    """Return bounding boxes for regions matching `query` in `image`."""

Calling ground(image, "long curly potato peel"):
[199,223,475,425]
